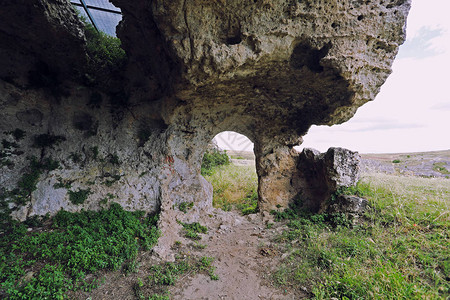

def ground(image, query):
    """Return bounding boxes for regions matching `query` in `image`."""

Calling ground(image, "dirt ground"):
[169,211,305,300]
[72,209,305,300]
[71,150,449,299]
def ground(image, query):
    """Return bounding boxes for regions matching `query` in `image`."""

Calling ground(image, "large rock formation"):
[1,0,410,250]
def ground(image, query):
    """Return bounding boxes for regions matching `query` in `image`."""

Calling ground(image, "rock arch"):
[0,0,411,243]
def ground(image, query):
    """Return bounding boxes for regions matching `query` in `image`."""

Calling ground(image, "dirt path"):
[169,211,302,300]
[70,210,303,300]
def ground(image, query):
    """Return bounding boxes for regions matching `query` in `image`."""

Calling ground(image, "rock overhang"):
[0,0,411,226]
[111,0,410,139]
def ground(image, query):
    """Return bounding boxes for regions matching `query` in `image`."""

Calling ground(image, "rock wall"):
[1,0,410,238]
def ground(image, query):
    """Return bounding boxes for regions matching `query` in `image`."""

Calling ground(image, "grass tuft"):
[203,163,258,214]
[271,173,450,299]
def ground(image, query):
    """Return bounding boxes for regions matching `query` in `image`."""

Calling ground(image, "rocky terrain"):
[361,150,450,178]
[229,149,450,178]
[1,0,411,256]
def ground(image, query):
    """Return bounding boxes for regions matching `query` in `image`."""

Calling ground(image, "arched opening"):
[201,131,258,214]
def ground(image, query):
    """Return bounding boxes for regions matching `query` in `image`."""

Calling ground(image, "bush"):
[201,148,230,176]
[0,203,160,298]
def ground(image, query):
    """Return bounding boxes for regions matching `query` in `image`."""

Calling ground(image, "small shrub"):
[178,202,194,213]
[201,148,230,176]
[392,159,401,163]
[0,203,160,298]
[179,222,207,240]
[68,189,91,205]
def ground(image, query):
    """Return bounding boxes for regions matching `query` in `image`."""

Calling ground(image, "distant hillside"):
[360,149,450,178]
[225,149,450,178]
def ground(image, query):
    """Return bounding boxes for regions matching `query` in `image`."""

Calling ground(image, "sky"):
[215,0,450,154]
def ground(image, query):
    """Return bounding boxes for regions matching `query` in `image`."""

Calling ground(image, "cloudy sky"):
[216,0,450,154]
[300,0,450,153]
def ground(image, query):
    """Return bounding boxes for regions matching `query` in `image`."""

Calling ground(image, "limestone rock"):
[0,0,410,240]
[0,0,86,85]
[327,194,369,217]
[322,147,361,190]
[293,147,361,212]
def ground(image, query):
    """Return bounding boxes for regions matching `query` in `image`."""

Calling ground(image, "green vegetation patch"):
[178,202,194,213]
[237,190,258,215]
[83,22,126,88]
[271,174,450,299]
[201,148,230,176]
[203,163,258,214]
[68,188,91,205]
[179,222,207,240]
[0,203,160,299]
[134,255,218,299]
[13,157,59,206]
[433,162,450,175]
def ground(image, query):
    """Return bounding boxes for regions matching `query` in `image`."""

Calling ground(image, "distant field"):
[225,149,450,178]
[226,150,255,160]
[360,149,450,177]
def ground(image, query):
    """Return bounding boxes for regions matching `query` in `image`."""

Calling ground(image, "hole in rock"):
[226,34,242,45]
[290,41,332,72]
[201,131,257,214]
[71,0,122,37]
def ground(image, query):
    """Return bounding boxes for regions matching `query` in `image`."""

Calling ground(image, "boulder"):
[327,194,369,219]
[292,147,362,212]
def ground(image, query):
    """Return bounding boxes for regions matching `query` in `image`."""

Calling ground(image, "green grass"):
[0,203,160,299]
[433,162,450,175]
[271,173,450,299]
[179,221,207,240]
[201,148,230,176]
[134,255,218,299]
[68,188,91,205]
[203,163,258,214]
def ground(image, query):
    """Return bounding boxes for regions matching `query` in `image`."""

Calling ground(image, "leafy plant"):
[179,222,207,240]
[68,189,91,205]
[201,148,230,176]
[12,157,59,205]
[0,203,160,298]
[392,159,401,163]
[237,190,258,215]
[178,202,194,213]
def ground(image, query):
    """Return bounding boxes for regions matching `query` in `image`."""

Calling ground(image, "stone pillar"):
[253,133,302,215]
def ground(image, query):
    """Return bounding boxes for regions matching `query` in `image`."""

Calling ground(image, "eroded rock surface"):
[1,0,410,245]
[274,147,362,214]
